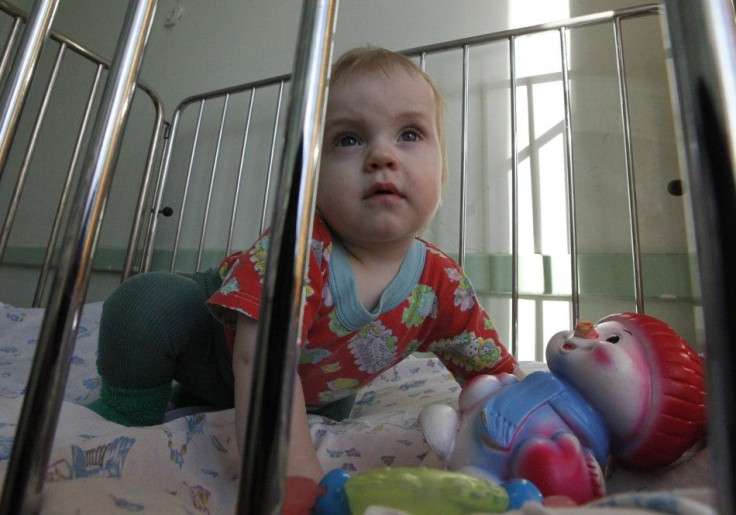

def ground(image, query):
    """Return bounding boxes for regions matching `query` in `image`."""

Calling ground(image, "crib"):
[0,0,734,513]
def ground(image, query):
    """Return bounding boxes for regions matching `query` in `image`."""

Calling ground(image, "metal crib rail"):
[403,3,661,346]
[0,0,158,512]
[0,0,58,182]
[0,0,165,306]
[662,2,736,514]
[235,2,337,514]
[146,73,289,273]
[148,5,662,360]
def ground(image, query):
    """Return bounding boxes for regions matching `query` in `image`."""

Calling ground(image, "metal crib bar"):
[509,35,520,358]
[227,90,255,257]
[0,1,165,286]
[613,16,645,314]
[121,91,165,279]
[171,99,205,272]
[260,80,285,233]
[237,0,338,512]
[0,41,65,265]
[401,4,661,58]
[143,118,176,272]
[558,26,580,324]
[0,0,157,512]
[34,65,105,307]
[0,17,23,83]
[661,1,736,514]
[0,0,59,183]
[146,77,290,274]
[197,93,230,271]
[458,45,470,269]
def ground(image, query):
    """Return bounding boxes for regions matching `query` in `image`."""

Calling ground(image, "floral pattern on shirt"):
[402,284,438,328]
[207,214,516,406]
[348,321,398,374]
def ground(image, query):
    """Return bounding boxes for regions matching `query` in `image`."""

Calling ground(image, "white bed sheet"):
[0,301,717,514]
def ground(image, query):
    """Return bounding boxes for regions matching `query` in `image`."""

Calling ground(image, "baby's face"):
[317,69,443,251]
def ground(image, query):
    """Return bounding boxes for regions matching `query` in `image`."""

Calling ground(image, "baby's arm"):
[232,314,323,481]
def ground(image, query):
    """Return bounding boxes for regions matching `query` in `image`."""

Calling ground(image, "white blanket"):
[0,302,717,513]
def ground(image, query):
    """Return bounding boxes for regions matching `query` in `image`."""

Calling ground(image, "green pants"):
[91,269,354,426]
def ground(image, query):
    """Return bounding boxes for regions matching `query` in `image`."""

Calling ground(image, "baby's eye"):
[400,129,421,142]
[336,134,360,147]
[606,335,621,344]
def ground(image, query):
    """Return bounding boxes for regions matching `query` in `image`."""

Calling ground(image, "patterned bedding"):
[0,301,717,514]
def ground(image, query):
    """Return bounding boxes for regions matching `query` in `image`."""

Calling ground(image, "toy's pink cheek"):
[592,346,614,366]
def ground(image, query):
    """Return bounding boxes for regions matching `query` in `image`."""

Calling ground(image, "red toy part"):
[598,313,706,468]
[283,476,326,515]
[511,432,605,504]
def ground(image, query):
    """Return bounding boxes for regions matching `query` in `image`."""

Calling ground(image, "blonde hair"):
[330,46,448,182]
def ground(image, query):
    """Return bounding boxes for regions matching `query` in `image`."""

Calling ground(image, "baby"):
[90,46,520,481]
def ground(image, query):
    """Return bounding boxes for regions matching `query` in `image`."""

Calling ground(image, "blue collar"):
[329,238,426,331]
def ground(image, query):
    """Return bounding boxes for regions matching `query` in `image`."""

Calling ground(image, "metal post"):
[509,35,519,358]
[458,45,469,269]
[661,1,736,514]
[0,0,59,183]
[559,26,580,324]
[261,81,285,233]
[613,17,645,313]
[237,0,338,513]
[0,42,66,264]
[0,1,157,512]
[227,90,256,257]
[121,89,164,280]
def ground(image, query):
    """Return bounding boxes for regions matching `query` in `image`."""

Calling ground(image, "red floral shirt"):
[208,215,516,406]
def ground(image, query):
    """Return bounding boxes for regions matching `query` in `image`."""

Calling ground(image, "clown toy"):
[418,312,706,505]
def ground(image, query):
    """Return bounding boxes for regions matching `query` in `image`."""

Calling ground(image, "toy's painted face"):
[546,320,651,442]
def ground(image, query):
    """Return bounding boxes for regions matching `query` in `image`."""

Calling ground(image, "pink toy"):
[419,312,706,505]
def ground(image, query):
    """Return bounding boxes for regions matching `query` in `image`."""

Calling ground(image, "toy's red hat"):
[597,313,706,468]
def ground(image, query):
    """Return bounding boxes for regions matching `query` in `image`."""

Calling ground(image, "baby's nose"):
[365,141,398,171]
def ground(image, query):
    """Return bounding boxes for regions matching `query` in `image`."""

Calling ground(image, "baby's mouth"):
[364,183,403,199]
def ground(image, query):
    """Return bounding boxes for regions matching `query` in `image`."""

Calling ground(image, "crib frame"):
[149,5,664,351]
[0,0,165,306]
[0,0,733,513]
[0,0,160,512]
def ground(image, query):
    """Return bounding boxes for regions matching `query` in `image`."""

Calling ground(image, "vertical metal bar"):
[227,89,255,256]
[613,17,644,313]
[509,35,519,358]
[0,42,65,264]
[662,2,736,514]
[559,26,580,324]
[196,93,229,270]
[0,18,23,81]
[33,64,104,307]
[143,116,177,273]
[121,91,165,279]
[0,1,157,512]
[458,45,469,269]
[0,0,59,183]
[171,99,204,272]
[237,0,338,512]
[260,81,285,233]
